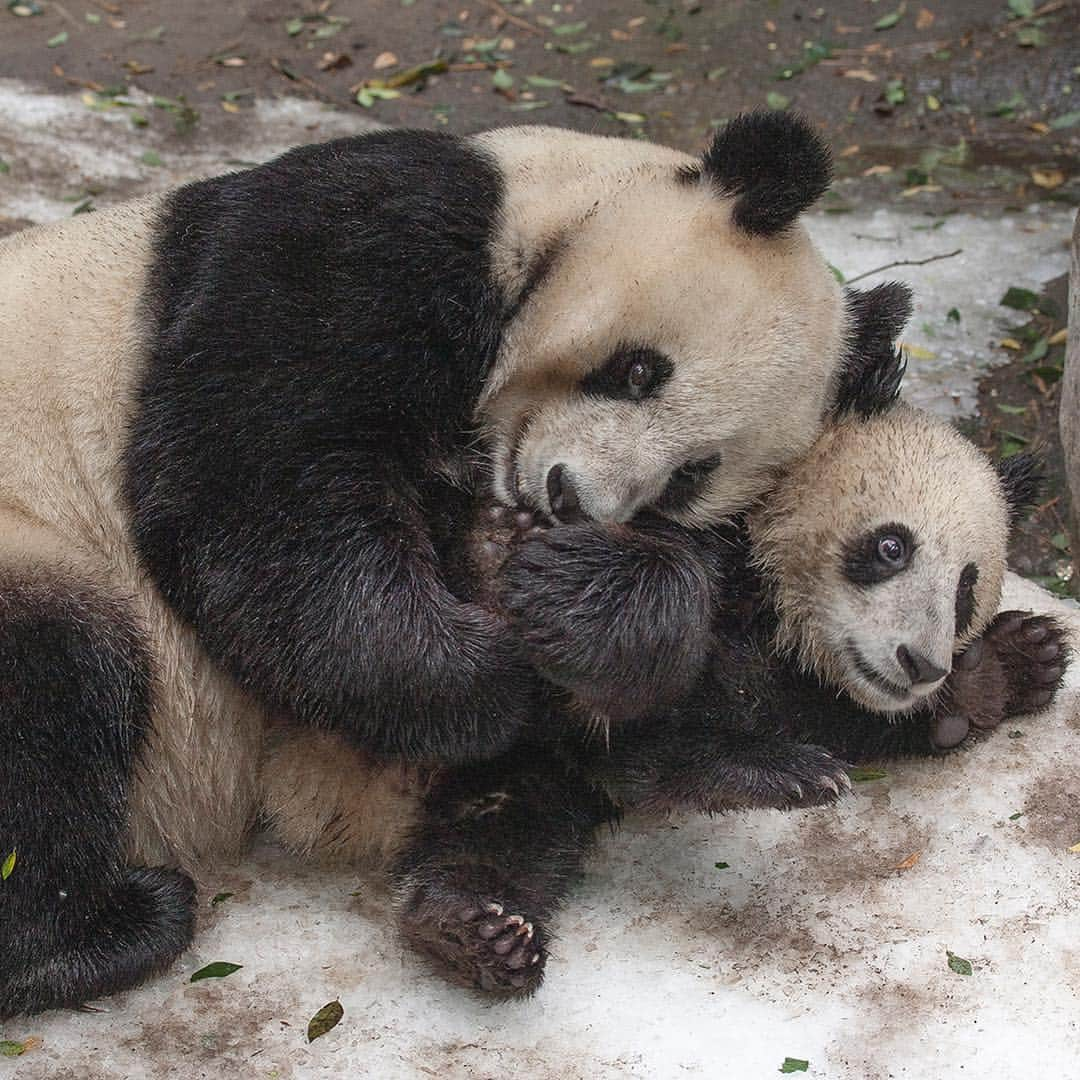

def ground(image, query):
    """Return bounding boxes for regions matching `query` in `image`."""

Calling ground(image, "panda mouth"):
[846,642,911,701]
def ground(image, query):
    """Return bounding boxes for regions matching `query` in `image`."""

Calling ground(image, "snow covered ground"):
[1,80,1077,1080]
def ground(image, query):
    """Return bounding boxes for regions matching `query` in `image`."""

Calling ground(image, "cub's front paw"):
[938,610,1071,749]
[984,610,1070,717]
[398,892,546,998]
[498,523,712,719]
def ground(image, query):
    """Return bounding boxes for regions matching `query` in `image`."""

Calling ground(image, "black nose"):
[896,645,948,687]
[546,464,585,523]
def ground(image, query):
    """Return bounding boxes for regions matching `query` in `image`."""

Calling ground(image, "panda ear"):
[828,282,914,418]
[995,452,1044,526]
[689,111,832,236]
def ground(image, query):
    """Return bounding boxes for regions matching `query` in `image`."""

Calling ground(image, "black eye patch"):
[842,522,916,587]
[655,453,724,513]
[581,345,674,402]
[955,562,979,635]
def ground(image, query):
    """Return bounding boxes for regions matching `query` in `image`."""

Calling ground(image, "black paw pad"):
[401,896,546,997]
[988,610,1071,718]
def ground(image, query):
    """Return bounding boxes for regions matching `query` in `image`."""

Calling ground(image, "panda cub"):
[264,400,1070,997]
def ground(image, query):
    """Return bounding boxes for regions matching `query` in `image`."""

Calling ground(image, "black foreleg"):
[0,572,194,1018]
[392,748,615,998]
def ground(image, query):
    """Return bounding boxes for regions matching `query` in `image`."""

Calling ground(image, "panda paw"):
[497,522,712,719]
[983,610,1070,719]
[398,892,546,998]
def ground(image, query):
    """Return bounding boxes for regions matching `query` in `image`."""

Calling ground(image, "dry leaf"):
[318,51,352,71]
[1069,842,1080,854]
[843,68,878,81]
[221,56,246,67]
[1029,121,1050,134]
[665,42,688,53]
[627,15,646,27]
[862,164,893,176]
[221,100,240,112]
[589,56,615,67]
[1000,338,1023,350]
[1030,168,1065,190]
[764,19,777,31]
[373,51,398,70]
[894,851,922,871]
[902,343,936,360]
[610,28,631,40]
[915,7,935,29]
[1048,328,1068,346]
[901,184,944,197]
[839,143,860,157]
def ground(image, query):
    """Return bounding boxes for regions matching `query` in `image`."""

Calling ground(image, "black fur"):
[394,749,613,998]
[830,282,913,419]
[955,563,979,635]
[995,452,1044,525]
[0,573,195,1018]
[126,129,540,764]
[694,111,833,236]
[497,518,719,720]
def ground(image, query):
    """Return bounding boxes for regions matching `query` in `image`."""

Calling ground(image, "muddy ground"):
[1,0,1079,586]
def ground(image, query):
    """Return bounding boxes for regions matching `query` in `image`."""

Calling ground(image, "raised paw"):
[398,893,546,998]
[985,610,1071,719]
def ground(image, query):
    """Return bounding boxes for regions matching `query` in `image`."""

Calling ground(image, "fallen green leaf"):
[990,91,1027,118]
[1008,729,1025,738]
[884,79,906,106]
[780,1058,810,1074]
[766,91,791,111]
[190,961,242,982]
[1,850,14,880]
[1000,286,1039,311]
[0,157,9,175]
[491,67,514,91]
[46,30,68,46]
[613,111,646,124]
[140,149,163,167]
[1050,110,1080,130]
[946,307,961,322]
[1009,811,1024,820]
[828,263,845,284]
[555,39,594,55]
[7,0,43,15]
[874,6,905,31]
[946,950,973,976]
[1016,26,1047,47]
[552,20,587,35]
[210,891,235,906]
[1008,0,1035,15]
[508,100,552,111]
[307,999,344,1043]
[382,59,448,89]
[706,66,728,81]
[996,403,1027,415]
[526,74,565,88]
[85,11,100,23]
[1051,532,1070,552]
[714,861,730,870]
[848,767,887,783]
[775,40,832,81]
[285,16,304,35]
[0,1041,26,1058]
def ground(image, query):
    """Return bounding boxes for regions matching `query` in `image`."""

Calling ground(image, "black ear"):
[828,282,914,418]
[694,111,832,236]
[995,452,1044,525]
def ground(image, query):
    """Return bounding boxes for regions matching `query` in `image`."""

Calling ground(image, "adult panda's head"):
[474,112,884,527]
[749,401,1041,715]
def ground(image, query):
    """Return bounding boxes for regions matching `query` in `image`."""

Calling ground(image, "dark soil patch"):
[972,270,1076,596]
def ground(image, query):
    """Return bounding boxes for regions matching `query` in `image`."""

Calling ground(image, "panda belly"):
[0,199,266,875]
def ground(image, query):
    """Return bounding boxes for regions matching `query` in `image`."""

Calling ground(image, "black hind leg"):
[0,570,195,1018]
[392,750,615,998]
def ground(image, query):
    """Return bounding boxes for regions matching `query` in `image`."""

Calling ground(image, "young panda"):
[0,113,897,1018]
[262,402,1070,999]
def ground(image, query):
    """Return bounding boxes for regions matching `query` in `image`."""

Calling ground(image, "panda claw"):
[504,913,524,927]
[518,922,533,939]
[484,901,504,916]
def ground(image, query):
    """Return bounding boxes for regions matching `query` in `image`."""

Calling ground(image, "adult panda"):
[0,112,903,1017]
[262,403,1069,998]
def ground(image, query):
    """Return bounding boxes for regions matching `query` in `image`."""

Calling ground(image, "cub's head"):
[476,112,888,527]
[749,401,1040,714]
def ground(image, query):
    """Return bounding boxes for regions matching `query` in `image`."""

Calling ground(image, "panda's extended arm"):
[496,518,725,722]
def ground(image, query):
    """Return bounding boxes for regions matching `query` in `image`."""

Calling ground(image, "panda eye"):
[876,534,906,566]
[582,345,674,402]
[842,522,916,586]
[627,360,652,398]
